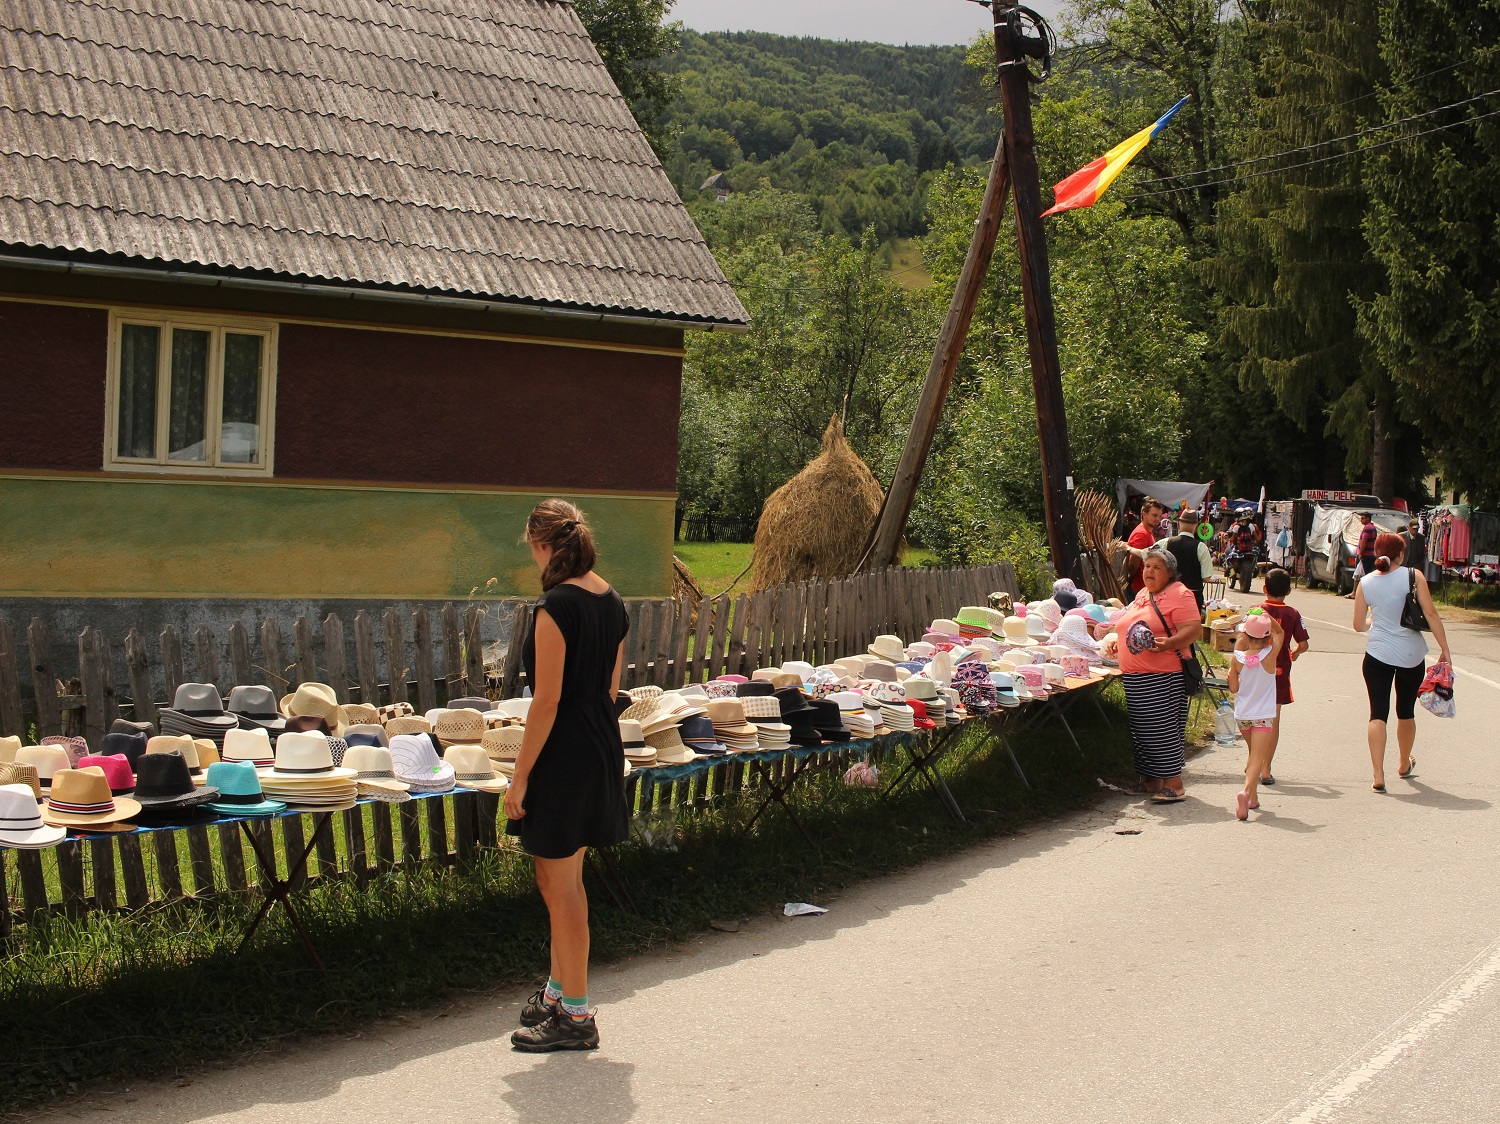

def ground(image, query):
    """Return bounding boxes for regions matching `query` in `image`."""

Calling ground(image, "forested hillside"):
[659,32,994,242]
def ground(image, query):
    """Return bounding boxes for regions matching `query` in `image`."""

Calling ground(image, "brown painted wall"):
[0,301,107,469]
[276,324,682,492]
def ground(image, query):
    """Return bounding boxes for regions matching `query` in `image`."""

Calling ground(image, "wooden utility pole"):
[993,2,1081,579]
[860,137,1011,571]
[859,2,1082,578]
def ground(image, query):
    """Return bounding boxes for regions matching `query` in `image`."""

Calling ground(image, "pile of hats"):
[258,732,358,811]
[705,699,760,752]
[740,695,791,749]
[159,683,240,747]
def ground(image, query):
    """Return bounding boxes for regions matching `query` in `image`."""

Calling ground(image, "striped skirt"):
[1121,671,1188,779]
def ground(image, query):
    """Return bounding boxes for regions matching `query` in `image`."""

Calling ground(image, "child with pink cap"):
[1227,609,1285,820]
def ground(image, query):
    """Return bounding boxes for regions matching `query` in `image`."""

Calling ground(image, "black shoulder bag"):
[1148,591,1204,696]
[1400,567,1431,632]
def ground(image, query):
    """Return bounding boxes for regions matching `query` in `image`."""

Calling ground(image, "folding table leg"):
[238,814,332,975]
[586,848,638,915]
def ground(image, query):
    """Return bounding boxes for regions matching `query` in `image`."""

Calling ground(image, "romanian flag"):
[1043,97,1189,217]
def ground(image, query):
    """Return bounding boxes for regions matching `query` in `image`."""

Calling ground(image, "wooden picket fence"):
[0,563,1021,928]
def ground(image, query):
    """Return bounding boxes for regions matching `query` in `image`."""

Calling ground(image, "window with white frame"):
[107,312,277,473]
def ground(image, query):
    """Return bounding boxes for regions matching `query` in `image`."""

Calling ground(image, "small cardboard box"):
[1211,628,1236,653]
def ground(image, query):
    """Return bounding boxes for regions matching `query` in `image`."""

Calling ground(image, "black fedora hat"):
[808,699,852,741]
[773,686,814,717]
[132,752,219,810]
[102,729,148,770]
[736,681,775,698]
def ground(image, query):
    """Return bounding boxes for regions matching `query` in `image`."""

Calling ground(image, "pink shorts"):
[1238,718,1274,731]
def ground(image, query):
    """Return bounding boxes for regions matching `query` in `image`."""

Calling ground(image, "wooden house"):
[0,0,747,622]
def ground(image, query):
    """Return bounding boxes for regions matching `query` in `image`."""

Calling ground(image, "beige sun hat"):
[279,682,346,734]
[339,744,411,802]
[644,725,696,766]
[0,735,21,763]
[443,745,510,793]
[434,708,485,747]
[385,715,432,737]
[42,767,141,828]
[867,634,905,662]
[1001,616,1037,648]
[15,745,70,790]
[191,738,222,767]
[342,703,380,727]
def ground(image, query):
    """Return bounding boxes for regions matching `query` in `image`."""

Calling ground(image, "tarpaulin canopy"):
[1116,479,1212,515]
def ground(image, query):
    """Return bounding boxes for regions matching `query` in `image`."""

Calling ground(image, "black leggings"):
[1362,653,1425,722]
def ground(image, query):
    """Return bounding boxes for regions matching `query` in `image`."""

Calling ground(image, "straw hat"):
[1001,616,1036,648]
[0,761,41,801]
[443,745,509,793]
[41,735,89,766]
[377,702,414,723]
[385,715,432,736]
[342,703,381,727]
[750,667,782,683]
[192,738,222,767]
[644,725,696,766]
[264,731,357,782]
[867,635,905,661]
[0,735,19,763]
[278,682,346,734]
[862,659,898,683]
[342,744,412,802]
[222,726,275,767]
[781,661,815,681]
[627,685,664,702]
[482,726,525,763]
[43,767,141,828]
[435,708,486,747]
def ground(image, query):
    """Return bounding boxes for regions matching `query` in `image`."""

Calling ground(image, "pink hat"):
[75,753,135,795]
[715,674,749,684]
[1239,615,1272,638]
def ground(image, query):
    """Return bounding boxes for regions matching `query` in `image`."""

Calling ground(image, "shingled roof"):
[0,0,748,326]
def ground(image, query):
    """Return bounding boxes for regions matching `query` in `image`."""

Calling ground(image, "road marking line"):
[1300,614,1500,690]
[1274,934,1500,1123]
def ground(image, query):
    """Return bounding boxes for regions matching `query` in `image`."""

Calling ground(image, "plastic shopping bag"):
[842,757,879,788]
[1419,661,1456,719]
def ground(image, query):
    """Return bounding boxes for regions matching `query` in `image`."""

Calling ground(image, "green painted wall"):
[0,475,674,599]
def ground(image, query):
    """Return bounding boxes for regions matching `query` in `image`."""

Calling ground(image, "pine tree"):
[1208,0,1405,498]
[1359,0,1500,503]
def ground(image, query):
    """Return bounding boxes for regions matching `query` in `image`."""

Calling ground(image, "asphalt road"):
[34,587,1500,1124]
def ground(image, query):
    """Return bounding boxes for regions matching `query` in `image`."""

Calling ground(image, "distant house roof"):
[701,173,732,193]
[0,0,748,327]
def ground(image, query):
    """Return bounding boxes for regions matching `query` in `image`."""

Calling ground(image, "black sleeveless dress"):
[506,582,631,859]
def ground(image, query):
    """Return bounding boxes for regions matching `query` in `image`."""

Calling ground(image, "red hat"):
[76,753,136,795]
[906,699,937,731]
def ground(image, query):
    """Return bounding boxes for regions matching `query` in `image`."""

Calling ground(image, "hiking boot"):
[511,1008,600,1052]
[518,988,557,1028]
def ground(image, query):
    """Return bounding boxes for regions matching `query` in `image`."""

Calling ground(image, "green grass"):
[674,541,944,600]
[1433,582,1500,613]
[674,540,755,598]
[888,237,933,290]
[0,695,1138,1111]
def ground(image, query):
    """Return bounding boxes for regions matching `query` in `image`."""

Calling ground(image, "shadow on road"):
[1387,778,1492,813]
[502,1057,638,1123]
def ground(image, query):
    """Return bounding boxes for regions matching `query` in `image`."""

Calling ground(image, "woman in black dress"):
[504,500,630,1052]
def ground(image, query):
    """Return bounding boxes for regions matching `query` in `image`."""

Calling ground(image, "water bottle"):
[1214,700,1237,746]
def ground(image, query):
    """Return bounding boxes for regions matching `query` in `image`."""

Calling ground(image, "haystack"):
[752,416,886,589]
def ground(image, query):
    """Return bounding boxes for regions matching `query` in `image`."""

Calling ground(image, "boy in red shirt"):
[1256,568,1310,784]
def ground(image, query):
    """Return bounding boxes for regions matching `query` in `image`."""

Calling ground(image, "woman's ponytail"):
[525,500,597,591]
[1373,531,1405,574]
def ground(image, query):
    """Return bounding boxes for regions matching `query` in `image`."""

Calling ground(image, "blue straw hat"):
[203,760,286,817]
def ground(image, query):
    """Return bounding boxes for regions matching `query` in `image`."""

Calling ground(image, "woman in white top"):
[1352,531,1452,792]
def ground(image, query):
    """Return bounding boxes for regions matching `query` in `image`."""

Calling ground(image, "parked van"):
[1304,505,1410,594]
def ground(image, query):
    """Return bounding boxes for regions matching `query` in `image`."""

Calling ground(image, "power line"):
[1131,86,1500,188]
[1125,104,1500,201]
[1323,42,1500,110]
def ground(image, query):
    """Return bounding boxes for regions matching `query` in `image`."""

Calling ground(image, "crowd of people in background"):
[1107,495,1449,821]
